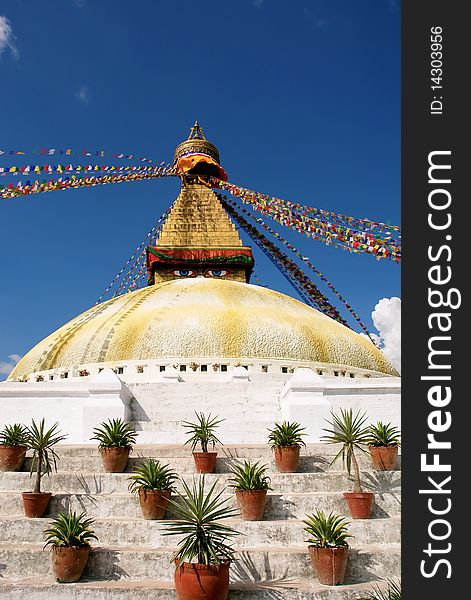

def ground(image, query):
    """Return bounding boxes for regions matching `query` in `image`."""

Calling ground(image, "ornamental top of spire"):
[187,120,206,140]
[173,122,228,181]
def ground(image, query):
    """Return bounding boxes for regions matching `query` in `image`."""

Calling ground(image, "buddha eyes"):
[205,269,228,278]
[173,269,196,277]
[170,269,229,278]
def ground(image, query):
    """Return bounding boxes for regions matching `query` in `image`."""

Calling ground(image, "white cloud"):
[369,297,401,372]
[253,0,264,8]
[75,85,90,104]
[0,353,21,377]
[0,15,19,59]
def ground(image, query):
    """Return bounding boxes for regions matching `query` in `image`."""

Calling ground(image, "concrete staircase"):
[0,444,401,599]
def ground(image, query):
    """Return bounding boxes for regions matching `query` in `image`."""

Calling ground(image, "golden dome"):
[9,279,397,379]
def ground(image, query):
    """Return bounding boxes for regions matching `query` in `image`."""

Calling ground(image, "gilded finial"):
[173,122,228,183]
[188,121,206,141]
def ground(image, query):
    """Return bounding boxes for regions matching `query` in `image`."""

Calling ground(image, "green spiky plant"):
[44,511,98,548]
[303,510,352,548]
[267,421,307,449]
[91,418,137,449]
[182,412,224,453]
[321,409,370,493]
[358,579,401,600]
[228,460,272,491]
[128,459,178,495]
[27,419,67,494]
[0,423,29,446]
[366,422,401,447]
[164,476,239,565]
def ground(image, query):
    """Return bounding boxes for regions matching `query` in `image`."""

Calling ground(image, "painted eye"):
[173,269,196,277]
[206,270,228,278]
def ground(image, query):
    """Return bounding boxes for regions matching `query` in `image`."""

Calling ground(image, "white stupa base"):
[0,366,400,444]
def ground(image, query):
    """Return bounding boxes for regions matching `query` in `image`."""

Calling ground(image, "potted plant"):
[128,459,178,520]
[44,511,98,582]
[267,421,306,472]
[91,417,137,472]
[228,460,272,521]
[303,509,352,586]
[358,579,401,599]
[164,476,239,600]
[366,422,401,471]
[182,412,224,473]
[0,423,29,471]
[321,409,373,519]
[22,418,67,518]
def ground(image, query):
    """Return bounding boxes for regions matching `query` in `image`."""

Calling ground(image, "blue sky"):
[0,0,400,378]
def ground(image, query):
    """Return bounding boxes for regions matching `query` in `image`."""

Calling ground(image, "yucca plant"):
[91,418,137,448]
[182,412,224,453]
[0,423,30,472]
[358,579,401,600]
[27,419,67,493]
[321,409,369,493]
[304,509,352,585]
[303,510,351,548]
[44,511,98,583]
[128,459,178,495]
[366,422,401,447]
[228,460,272,491]
[0,423,29,446]
[267,421,306,448]
[164,476,239,565]
[44,511,98,548]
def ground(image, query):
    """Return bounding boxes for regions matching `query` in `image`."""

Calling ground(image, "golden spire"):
[145,126,254,285]
[156,184,243,248]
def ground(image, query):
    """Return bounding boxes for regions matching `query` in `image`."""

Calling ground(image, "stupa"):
[0,124,400,443]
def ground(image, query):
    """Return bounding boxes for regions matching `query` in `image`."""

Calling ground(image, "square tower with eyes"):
[146,182,254,285]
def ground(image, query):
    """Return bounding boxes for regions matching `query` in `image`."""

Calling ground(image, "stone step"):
[0,516,401,547]
[3,470,401,495]
[0,578,398,600]
[0,490,401,519]
[35,443,400,462]
[0,543,400,583]
[21,448,400,473]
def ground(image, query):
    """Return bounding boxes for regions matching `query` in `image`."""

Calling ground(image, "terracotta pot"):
[235,490,268,521]
[99,447,130,473]
[192,451,217,474]
[0,445,27,471]
[22,491,52,518]
[308,545,349,585]
[51,545,90,583]
[273,445,300,473]
[369,445,399,471]
[343,492,374,519]
[138,488,171,520]
[174,561,230,600]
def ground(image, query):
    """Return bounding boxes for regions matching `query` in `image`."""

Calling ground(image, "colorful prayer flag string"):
[95,204,174,303]
[222,199,351,328]
[210,178,401,263]
[211,178,401,234]
[0,147,163,164]
[0,168,177,200]
[220,194,374,340]
[0,163,173,177]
